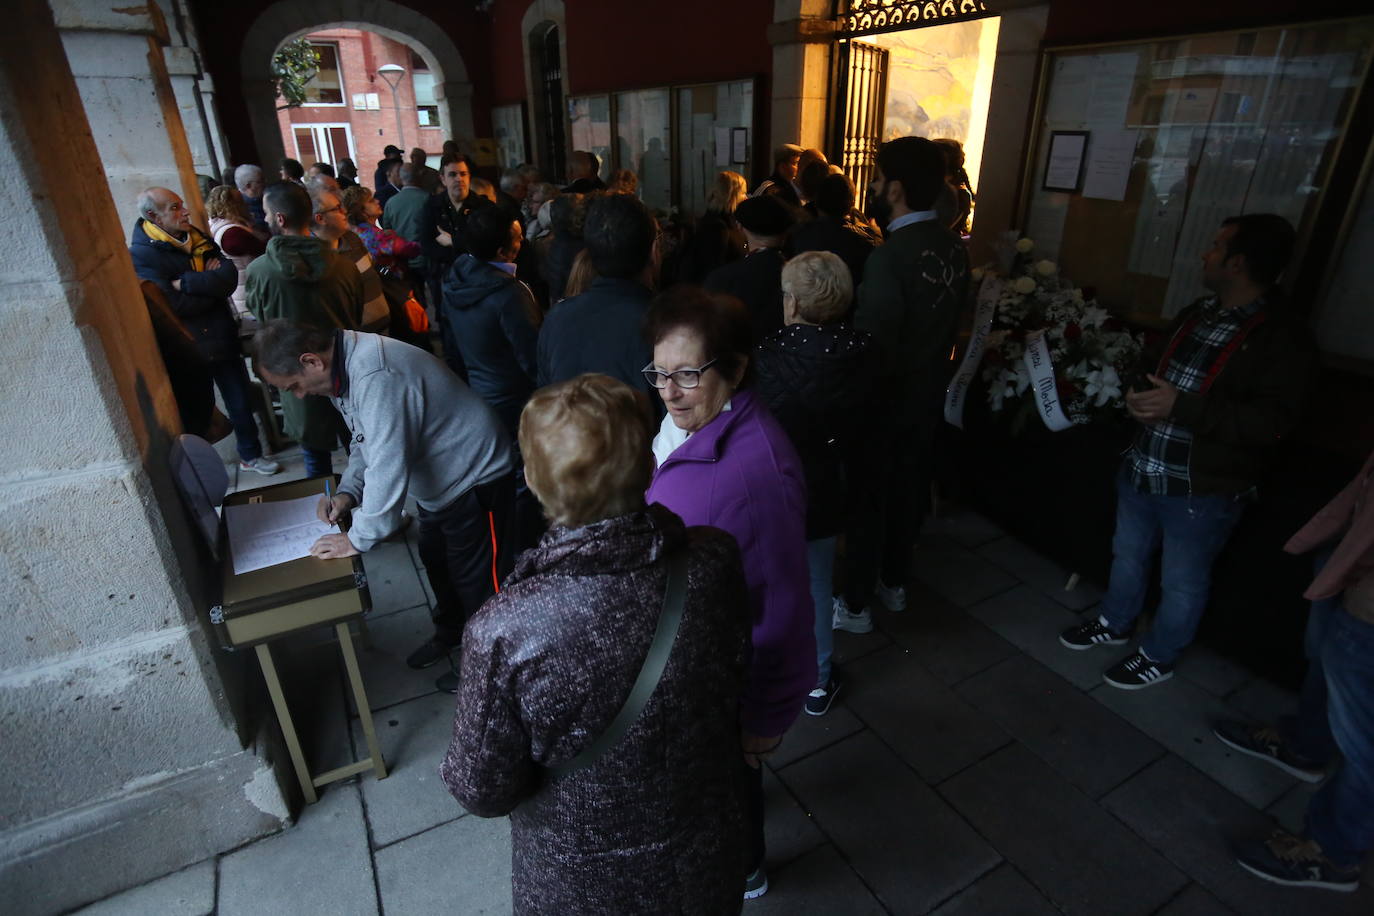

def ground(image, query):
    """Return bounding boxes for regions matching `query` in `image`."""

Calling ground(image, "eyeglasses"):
[641,359,717,390]
[316,204,343,216]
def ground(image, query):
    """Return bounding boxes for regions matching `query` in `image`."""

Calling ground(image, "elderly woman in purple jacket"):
[643,287,816,900]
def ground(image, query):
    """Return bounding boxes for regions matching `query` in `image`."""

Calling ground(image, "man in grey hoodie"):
[253,320,518,693]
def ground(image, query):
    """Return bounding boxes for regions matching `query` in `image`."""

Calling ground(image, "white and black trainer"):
[1059,615,1130,650]
[1103,651,1174,690]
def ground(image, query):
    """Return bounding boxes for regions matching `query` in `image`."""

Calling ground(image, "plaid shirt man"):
[1127,295,1265,497]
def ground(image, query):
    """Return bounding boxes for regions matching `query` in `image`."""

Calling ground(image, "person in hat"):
[703,194,795,341]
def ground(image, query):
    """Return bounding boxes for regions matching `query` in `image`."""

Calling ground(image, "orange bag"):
[404,292,430,334]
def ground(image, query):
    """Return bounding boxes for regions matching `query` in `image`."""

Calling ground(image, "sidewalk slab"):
[745,844,887,915]
[939,743,1187,916]
[975,537,1101,611]
[1174,645,1254,698]
[778,731,1001,915]
[74,862,214,916]
[761,768,827,870]
[769,703,865,770]
[955,654,1163,799]
[1101,755,1374,915]
[922,510,1004,549]
[353,691,467,848]
[912,540,1017,609]
[374,815,512,916]
[1154,884,1234,915]
[1223,676,1297,722]
[1090,678,1295,809]
[360,538,429,617]
[879,583,1019,687]
[844,646,1010,784]
[966,586,1108,690]
[218,783,376,916]
[929,863,1059,916]
[347,605,450,713]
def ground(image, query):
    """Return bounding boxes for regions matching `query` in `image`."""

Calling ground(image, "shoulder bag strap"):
[547,547,690,779]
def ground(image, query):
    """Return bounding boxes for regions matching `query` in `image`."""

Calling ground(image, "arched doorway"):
[520,0,570,182]
[240,0,475,170]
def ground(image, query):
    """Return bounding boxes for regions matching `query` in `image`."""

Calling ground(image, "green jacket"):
[853,218,969,426]
[246,234,363,450]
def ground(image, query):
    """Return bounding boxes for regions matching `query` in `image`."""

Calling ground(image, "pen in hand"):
[324,479,337,528]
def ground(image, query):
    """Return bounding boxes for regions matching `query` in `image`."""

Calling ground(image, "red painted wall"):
[1044,0,1369,44]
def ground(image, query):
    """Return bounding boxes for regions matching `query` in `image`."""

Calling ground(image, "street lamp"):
[377,64,406,151]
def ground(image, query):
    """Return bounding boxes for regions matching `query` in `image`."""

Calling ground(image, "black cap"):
[383,145,403,157]
[734,195,794,237]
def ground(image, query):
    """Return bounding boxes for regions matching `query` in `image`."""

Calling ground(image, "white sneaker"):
[874,580,907,612]
[239,456,281,475]
[832,596,874,634]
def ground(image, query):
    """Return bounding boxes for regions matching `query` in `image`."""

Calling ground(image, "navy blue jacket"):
[441,255,539,435]
[129,219,239,362]
[537,276,655,400]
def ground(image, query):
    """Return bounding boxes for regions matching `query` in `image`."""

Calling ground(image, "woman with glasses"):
[642,287,815,901]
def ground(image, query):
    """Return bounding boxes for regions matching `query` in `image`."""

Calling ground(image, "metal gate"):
[833,40,889,200]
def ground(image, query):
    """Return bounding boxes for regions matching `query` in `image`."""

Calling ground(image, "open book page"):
[225,495,335,575]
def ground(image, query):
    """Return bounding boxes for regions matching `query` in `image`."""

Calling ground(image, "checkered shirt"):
[1126,296,1265,496]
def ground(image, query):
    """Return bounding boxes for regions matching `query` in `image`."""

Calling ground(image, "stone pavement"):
[75,450,1373,915]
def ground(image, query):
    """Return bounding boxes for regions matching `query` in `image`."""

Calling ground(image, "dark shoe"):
[743,866,769,900]
[406,637,455,670]
[1103,651,1174,690]
[436,668,461,694]
[1059,616,1130,650]
[1213,721,1325,783]
[805,675,843,717]
[1235,829,1360,892]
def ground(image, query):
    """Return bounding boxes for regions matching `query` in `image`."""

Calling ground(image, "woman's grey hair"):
[234,164,264,191]
[781,250,853,325]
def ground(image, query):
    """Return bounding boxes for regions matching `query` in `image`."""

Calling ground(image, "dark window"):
[304,42,344,105]
[533,25,566,180]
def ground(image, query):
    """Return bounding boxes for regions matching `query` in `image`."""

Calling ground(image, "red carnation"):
[1064,322,1082,341]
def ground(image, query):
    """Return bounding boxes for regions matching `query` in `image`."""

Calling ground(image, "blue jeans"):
[1099,471,1244,665]
[302,447,333,479]
[1282,581,1374,867]
[809,537,836,688]
[208,358,262,462]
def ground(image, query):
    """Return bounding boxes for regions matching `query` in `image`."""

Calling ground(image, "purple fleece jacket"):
[645,389,816,738]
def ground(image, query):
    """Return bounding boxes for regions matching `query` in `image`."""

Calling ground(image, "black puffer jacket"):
[754,322,879,538]
[128,220,239,362]
[441,505,750,915]
[440,254,539,436]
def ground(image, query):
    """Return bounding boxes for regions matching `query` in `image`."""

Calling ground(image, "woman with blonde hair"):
[672,170,748,284]
[443,373,752,913]
[206,185,265,322]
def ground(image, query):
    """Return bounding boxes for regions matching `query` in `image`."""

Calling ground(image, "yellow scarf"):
[142,219,215,272]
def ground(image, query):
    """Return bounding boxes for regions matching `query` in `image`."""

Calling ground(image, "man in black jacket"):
[704,195,794,341]
[129,187,278,475]
[1060,214,1316,689]
[422,154,493,313]
[372,145,403,193]
[788,173,882,293]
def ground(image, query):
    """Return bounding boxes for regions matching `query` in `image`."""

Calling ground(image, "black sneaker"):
[1059,616,1130,650]
[805,676,843,717]
[1103,651,1174,690]
[743,866,769,900]
[406,637,455,670]
[1213,721,1325,783]
[1235,829,1361,892]
[436,667,461,694]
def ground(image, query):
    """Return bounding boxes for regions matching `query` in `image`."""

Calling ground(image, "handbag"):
[404,292,430,334]
[546,548,689,778]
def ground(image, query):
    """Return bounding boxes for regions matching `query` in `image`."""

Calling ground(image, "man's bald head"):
[137,187,192,235]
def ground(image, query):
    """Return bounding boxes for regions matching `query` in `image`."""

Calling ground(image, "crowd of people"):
[126,132,1370,910]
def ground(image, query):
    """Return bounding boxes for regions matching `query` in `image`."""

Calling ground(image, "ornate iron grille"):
[845,0,989,37]
[835,41,889,201]
[537,26,566,180]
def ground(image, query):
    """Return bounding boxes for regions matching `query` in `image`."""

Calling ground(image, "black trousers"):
[416,474,518,645]
[742,758,765,874]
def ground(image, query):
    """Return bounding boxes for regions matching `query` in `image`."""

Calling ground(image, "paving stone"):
[1265,782,1319,835]
[844,645,1010,784]
[218,783,376,916]
[267,633,355,775]
[911,539,1018,609]
[353,691,467,847]
[347,604,449,713]
[1175,645,1254,698]
[761,767,826,869]
[831,627,892,667]
[769,703,865,770]
[879,582,1019,686]
[74,861,215,916]
[745,843,887,915]
[1224,676,1297,722]
[922,509,1005,549]
[777,731,1001,914]
[361,537,429,616]
[955,655,1164,799]
[976,536,1102,611]
[374,815,512,916]
[1153,884,1235,915]
[965,585,1109,690]
[929,863,1059,916]
[939,744,1187,916]
[1101,755,1374,915]
[1090,678,1296,809]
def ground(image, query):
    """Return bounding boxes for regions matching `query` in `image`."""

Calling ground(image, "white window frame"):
[302,41,347,108]
[290,123,356,166]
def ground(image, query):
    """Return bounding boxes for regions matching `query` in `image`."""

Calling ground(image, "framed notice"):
[1043,131,1088,192]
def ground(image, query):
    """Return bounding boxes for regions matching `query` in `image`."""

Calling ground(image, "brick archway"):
[240,0,475,169]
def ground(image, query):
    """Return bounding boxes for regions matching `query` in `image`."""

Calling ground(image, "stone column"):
[0,4,287,913]
[436,79,477,149]
[768,0,838,152]
[164,44,223,180]
[52,0,206,232]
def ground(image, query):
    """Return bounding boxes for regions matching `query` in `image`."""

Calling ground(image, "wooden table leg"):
[255,642,318,804]
[335,623,388,781]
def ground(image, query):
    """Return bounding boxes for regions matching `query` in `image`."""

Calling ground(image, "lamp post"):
[377,64,406,151]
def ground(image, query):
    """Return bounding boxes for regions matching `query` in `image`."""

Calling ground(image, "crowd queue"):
[126,132,1371,910]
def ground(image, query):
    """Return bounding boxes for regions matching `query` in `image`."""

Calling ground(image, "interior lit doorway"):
[834,13,1000,231]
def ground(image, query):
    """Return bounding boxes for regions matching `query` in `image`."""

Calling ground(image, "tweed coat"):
[441,505,751,915]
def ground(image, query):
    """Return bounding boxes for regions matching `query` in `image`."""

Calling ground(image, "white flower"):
[1084,365,1122,407]
[1080,305,1110,329]
[1036,259,1058,276]
[1071,287,1085,302]
[1013,276,1037,295]
[1015,237,1035,253]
